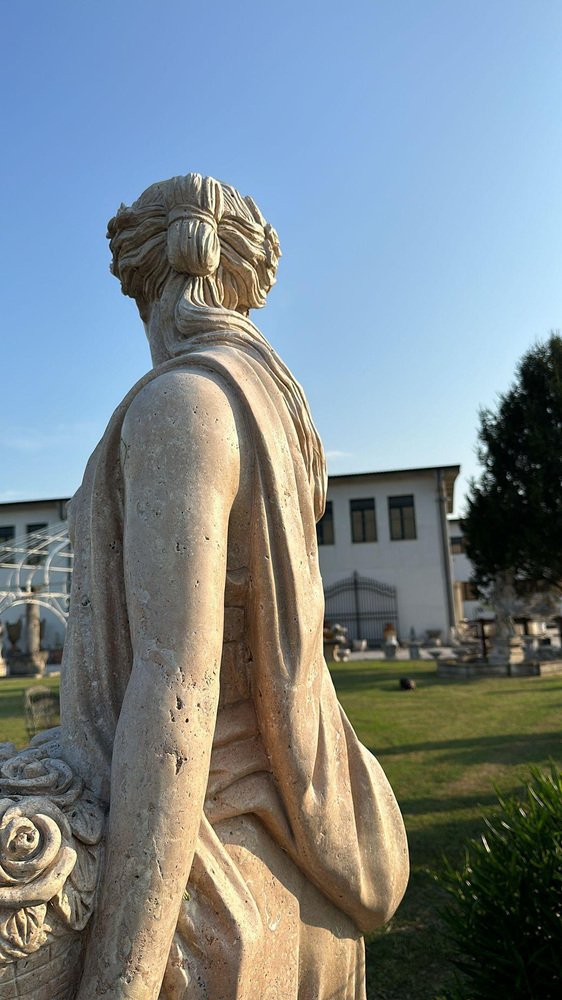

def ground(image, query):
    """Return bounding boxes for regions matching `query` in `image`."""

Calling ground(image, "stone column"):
[26,601,41,655]
[7,602,48,676]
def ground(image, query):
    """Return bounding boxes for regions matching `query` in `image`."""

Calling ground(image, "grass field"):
[330,660,562,999]
[0,674,60,746]
[1,662,561,998]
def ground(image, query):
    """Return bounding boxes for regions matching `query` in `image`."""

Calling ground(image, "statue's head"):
[107,174,281,332]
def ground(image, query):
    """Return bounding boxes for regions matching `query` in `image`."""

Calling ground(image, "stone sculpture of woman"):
[0,174,408,999]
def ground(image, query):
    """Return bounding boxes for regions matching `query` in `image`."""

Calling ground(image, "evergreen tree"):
[464,333,562,596]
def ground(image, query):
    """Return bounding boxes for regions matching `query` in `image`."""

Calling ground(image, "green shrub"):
[440,764,562,999]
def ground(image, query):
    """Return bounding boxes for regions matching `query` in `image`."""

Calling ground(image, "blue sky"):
[1,0,560,514]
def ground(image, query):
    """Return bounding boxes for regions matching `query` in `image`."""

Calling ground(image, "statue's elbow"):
[359,843,410,933]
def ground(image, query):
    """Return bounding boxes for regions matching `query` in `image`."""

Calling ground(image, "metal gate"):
[324,571,398,644]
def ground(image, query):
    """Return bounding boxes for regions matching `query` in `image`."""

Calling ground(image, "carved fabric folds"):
[60,320,408,999]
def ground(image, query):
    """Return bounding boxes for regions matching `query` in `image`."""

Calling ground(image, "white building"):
[1,467,462,654]
[317,466,459,643]
[447,516,481,622]
[0,497,70,654]
[0,498,69,545]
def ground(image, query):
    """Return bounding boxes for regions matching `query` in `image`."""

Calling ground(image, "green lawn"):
[1,663,561,998]
[330,660,562,999]
[0,674,60,746]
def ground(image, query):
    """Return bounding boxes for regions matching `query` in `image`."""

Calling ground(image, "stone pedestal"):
[6,603,48,676]
[488,636,524,666]
[6,648,48,676]
[323,640,339,662]
[523,636,539,660]
[352,639,367,652]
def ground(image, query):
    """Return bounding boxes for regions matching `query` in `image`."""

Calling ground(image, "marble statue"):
[0,173,408,999]
[0,734,105,998]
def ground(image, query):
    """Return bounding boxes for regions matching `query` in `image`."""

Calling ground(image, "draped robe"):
[59,324,409,999]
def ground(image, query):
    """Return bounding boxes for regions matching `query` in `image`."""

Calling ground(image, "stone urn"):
[5,623,21,651]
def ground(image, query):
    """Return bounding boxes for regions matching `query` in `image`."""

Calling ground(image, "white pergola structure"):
[0,521,72,626]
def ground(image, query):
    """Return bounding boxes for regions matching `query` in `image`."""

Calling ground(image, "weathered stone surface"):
[0,738,105,999]
[6,173,409,999]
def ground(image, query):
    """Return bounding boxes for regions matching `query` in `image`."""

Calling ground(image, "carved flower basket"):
[0,930,83,1000]
[0,734,105,1000]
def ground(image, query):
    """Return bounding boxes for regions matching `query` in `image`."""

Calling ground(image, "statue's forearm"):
[75,369,235,998]
[77,656,219,1000]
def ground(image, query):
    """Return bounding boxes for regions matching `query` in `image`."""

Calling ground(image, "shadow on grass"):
[365,870,457,1000]
[406,813,496,871]
[398,790,499,816]
[369,729,561,766]
[331,664,534,693]
[332,664,562,695]
[331,666,438,691]
[487,684,562,695]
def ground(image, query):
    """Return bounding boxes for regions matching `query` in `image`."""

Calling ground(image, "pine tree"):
[464,332,562,596]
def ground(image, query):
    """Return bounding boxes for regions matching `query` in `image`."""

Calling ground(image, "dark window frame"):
[350,498,377,543]
[450,535,465,554]
[316,500,335,546]
[26,522,48,566]
[388,495,416,540]
[462,580,479,601]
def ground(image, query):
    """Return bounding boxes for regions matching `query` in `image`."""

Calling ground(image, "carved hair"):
[107,173,281,319]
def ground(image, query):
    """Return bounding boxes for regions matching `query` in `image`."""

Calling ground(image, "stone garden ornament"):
[0,174,409,999]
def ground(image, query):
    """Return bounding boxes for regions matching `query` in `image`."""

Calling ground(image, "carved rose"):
[0,798,76,909]
[0,748,82,808]
[0,746,105,972]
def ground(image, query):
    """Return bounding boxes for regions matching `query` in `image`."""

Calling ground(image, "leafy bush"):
[440,764,562,999]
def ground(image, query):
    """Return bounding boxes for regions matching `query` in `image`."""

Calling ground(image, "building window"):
[350,498,377,543]
[317,501,335,545]
[450,535,465,554]
[0,525,15,559]
[462,580,479,601]
[388,495,416,540]
[27,522,48,565]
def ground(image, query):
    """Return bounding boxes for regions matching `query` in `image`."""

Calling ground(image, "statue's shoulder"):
[121,366,240,466]
[125,366,235,427]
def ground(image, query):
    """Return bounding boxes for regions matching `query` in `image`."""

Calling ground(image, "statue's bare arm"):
[77,370,241,1000]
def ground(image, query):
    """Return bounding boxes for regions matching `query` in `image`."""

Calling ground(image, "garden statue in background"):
[489,572,562,667]
[383,622,399,660]
[323,620,350,661]
[491,572,518,637]
[488,571,524,665]
[0,173,409,999]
